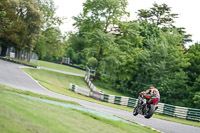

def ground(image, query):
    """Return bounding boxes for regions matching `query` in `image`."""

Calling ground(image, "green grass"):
[38,60,86,75]
[23,68,89,94]
[94,80,132,97]
[153,113,200,127]
[22,68,200,127]
[0,85,156,133]
[0,84,79,106]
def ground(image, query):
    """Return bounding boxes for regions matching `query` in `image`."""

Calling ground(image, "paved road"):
[0,59,200,133]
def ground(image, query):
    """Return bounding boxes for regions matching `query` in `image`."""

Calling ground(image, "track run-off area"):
[0,59,199,133]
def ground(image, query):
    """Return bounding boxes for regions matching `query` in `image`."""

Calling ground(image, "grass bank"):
[38,60,86,75]
[93,80,132,97]
[0,85,155,133]
[0,84,79,106]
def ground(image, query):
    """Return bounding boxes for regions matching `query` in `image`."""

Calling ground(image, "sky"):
[53,0,200,46]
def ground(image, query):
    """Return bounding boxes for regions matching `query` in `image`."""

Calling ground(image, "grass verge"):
[38,60,86,75]
[0,84,79,106]
[153,113,200,127]
[93,80,132,97]
[0,85,156,133]
[22,68,200,127]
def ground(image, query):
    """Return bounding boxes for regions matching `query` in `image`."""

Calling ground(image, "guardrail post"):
[114,96,121,105]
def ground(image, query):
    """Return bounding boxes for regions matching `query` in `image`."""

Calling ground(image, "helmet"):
[150,87,156,90]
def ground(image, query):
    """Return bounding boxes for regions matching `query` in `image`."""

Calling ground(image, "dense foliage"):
[0,0,43,54]
[0,0,67,60]
[1,0,199,108]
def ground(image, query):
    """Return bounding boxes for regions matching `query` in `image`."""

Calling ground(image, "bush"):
[87,57,98,69]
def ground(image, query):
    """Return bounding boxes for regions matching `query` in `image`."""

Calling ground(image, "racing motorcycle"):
[133,94,158,119]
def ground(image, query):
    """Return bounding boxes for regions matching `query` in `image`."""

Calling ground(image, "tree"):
[186,43,200,86]
[140,32,189,105]
[138,20,161,48]
[137,3,178,28]
[185,43,200,107]
[176,27,192,45]
[118,31,189,106]
[74,0,129,33]
[116,21,143,48]
[44,27,66,60]
[0,0,43,55]
[70,0,130,80]
[137,3,192,45]
[87,57,98,70]
[34,0,66,61]
[111,21,144,90]
[0,0,17,56]
[39,0,63,29]
[83,29,117,80]
[12,0,43,50]
[193,91,200,108]
[35,27,67,61]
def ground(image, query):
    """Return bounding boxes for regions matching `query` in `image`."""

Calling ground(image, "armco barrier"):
[103,94,115,103]
[91,91,103,100]
[120,97,129,106]
[156,103,164,114]
[71,84,75,91]
[187,108,200,121]
[77,87,91,97]
[108,95,115,103]
[174,106,188,119]
[114,96,121,105]
[128,98,138,108]
[103,94,109,102]
[85,75,97,91]
[163,104,175,117]
[72,74,200,122]
[70,83,91,97]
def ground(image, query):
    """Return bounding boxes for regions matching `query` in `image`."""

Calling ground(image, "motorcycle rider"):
[138,87,160,110]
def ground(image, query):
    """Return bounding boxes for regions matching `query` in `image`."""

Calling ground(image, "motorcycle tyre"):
[144,104,155,119]
[133,106,139,116]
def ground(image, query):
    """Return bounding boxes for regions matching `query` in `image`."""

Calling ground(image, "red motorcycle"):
[133,94,158,119]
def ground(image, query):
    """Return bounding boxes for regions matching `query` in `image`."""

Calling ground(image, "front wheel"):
[144,104,155,119]
[133,106,138,116]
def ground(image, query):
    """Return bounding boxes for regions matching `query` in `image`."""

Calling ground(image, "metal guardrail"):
[70,84,91,96]
[69,75,200,122]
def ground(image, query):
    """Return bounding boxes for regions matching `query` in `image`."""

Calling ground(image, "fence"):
[6,47,38,64]
[62,57,70,64]
[69,73,200,122]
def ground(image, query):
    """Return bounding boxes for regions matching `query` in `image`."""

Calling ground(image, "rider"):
[138,87,160,109]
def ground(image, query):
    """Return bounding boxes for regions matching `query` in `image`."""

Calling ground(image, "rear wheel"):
[133,106,138,116]
[144,104,155,119]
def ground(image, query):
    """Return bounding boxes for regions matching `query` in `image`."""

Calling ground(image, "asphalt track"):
[0,59,200,133]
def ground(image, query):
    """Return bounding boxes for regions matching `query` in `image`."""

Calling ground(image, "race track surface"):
[0,59,199,133]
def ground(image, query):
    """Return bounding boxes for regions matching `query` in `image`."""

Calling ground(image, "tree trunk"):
[0,45,7,56]
[93,72,100,81]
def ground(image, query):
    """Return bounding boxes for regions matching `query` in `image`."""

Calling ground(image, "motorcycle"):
[133,95,158,119]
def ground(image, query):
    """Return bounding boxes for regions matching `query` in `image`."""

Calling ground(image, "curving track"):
[0,59,199,133]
